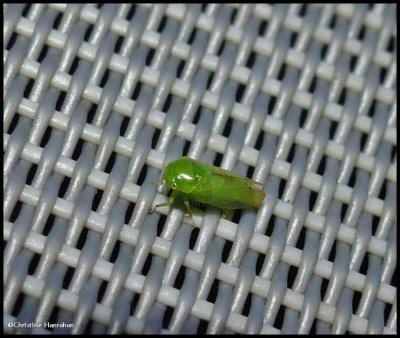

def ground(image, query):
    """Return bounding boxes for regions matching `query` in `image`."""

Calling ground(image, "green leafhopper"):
[150,157,265,224]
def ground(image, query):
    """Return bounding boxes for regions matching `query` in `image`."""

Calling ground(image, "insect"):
[150,157,265,225]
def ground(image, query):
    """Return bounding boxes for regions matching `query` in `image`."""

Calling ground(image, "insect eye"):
[173,183,177,189]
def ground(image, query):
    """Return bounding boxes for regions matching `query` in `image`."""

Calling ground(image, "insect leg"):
[151,179,164,186]
[183,197,197,228]
[222,209,234,221]
[149,190,178,214]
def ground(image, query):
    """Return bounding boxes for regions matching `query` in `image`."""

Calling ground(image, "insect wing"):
[192,168,264,209]
[193,159,264,191]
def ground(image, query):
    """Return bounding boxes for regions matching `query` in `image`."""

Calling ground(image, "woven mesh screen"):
[3,3,397,334]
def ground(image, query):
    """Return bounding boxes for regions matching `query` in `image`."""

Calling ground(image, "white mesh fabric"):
[3,4,396,334]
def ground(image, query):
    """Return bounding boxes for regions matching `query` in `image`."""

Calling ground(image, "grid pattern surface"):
[3,3,397,334]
